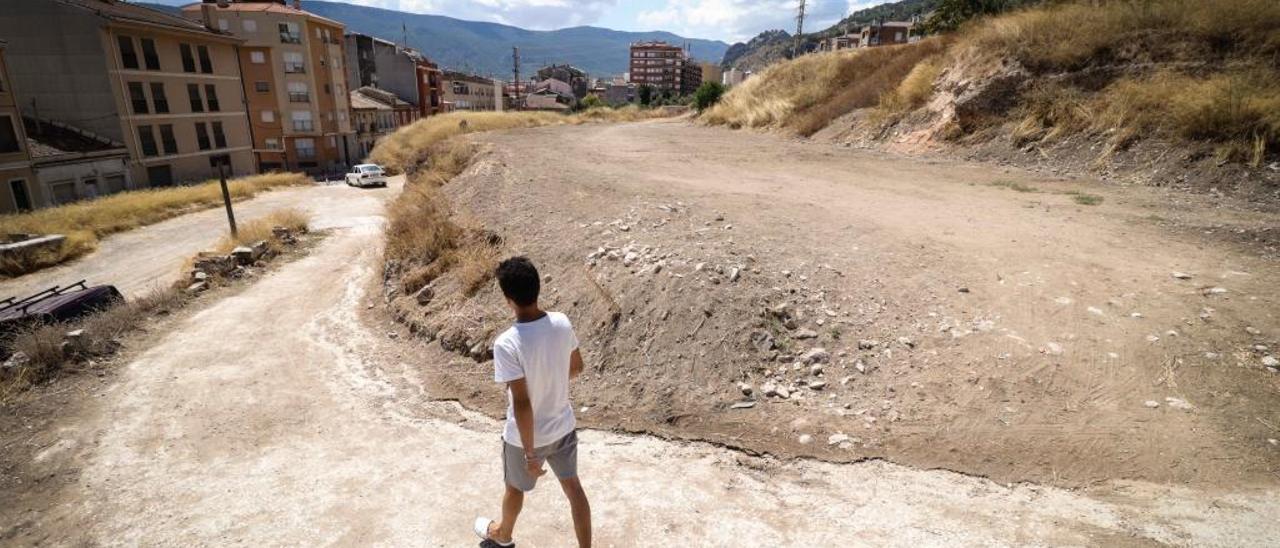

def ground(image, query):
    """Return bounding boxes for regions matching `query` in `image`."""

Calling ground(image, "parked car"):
[346,164,388,188]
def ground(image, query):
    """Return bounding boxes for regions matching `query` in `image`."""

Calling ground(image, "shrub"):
[692,81,727,112]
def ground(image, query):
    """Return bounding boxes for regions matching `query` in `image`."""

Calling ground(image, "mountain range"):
[141,1,729,77]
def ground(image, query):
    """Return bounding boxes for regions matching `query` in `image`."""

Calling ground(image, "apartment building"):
[534,64,588,100]
[0,40,38,213]
[0,0,255,189]
[345,32,443,118]
[441,71,499,111]
[350,86,417,160]
[628,41,702,96]
[186,0,354,174]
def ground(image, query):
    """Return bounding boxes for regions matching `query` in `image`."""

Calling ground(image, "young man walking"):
[474,257,592,548]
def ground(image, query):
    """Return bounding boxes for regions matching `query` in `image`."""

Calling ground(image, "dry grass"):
[0,173,309,277]
[704,38,951,136]
[209,208,311,254]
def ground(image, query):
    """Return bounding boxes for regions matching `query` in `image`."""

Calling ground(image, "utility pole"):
[512,46,521,111]
[793,0,806,58]
[216,160,237,238]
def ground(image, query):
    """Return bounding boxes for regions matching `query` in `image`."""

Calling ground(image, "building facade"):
[186,0,355,174]
[344,32,443,118]
[441,71,499,111]
[628,41,701,96]
[350,86,417,160]
[534,65,588,100]
[0,40,39,213]
[0,0,256,191]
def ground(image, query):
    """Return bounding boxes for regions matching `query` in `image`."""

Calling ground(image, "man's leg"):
[491,484,524,543]
[558,477,591,548]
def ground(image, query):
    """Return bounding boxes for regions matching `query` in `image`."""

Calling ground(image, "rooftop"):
[23,117,126,161]
[351,86,413,109]
[63,0,229,37]
[181,1,344,28]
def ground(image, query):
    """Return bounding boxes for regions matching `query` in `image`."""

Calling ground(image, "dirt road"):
[0,179,400,300]
[3,194,1276,546]
[2,121,1278,546]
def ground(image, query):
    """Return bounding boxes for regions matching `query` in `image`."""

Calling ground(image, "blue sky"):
[150,1,883,43]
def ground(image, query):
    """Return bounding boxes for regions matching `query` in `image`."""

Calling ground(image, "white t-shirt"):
[493,311,579,449]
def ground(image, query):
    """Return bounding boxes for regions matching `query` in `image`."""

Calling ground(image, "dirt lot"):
[397,120,1280,489]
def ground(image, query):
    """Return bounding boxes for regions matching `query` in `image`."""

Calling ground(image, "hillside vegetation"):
[707,0,1280,178]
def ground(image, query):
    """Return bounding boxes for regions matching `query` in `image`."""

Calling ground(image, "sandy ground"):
[0,180,398,300]
[2,193,1277,546]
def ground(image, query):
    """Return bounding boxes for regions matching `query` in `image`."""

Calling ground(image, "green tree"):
[639,84,654,106]
[581,93,604,109]
[924,0,1023,33]
[692,81,727,112]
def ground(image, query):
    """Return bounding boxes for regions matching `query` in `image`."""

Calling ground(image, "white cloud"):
[636,0,853,43]
[341,0,621,30]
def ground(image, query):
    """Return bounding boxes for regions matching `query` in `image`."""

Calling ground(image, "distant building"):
[700,63,723,89]
[0,0,256,191]
[858,20,918,48]
[0,39,39,213]
[350,86,416,160]
[599,82,637,107]
[185,0,355,175]
[441,71,499,111]
[344,32,443,118]
[722,68,749,87]
[534,64,588,99]
[628,41,702,96]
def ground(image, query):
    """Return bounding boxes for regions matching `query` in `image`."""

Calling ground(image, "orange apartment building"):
[186,0,355,173]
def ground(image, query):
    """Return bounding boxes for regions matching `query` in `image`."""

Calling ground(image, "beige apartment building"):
[0,0,255,189]
[441,71,500,112]
[186,0,355,174]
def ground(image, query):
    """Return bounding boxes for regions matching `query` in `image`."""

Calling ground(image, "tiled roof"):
[59,0,223,36]
[23,117,126,160]
[180,1,345,28]
[349,90,391,110]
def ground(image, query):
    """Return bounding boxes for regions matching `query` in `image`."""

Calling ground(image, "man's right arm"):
[569,349,584,380]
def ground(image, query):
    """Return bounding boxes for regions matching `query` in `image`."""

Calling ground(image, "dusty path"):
[3,198,1277,546]
[0,179,400,300]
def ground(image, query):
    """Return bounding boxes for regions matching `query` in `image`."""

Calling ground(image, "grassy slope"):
[706,0,1280,167]
[0,173,309,277]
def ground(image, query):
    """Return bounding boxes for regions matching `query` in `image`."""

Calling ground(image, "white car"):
[346,164,388,188]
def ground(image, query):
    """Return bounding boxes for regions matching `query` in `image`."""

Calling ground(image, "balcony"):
[283,62,306,74]
[279,32,302,44]
[292,121,314,132]
[288,92,310,103]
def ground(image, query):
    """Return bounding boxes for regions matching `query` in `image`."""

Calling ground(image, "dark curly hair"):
[496,256,540,307]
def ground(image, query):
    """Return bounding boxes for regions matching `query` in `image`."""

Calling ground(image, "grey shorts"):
[502,431,578,492]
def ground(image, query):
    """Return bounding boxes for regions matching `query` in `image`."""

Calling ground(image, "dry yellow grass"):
[0,173,308,277]
[209,208,312,254]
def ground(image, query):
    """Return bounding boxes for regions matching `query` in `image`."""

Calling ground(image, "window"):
[264,137,280,149]
[315,27,322,39]
[117,36,138,69]
[127,82,149,114]
[159,124,177,155]
[0,116,19,153]
[250,51,266,64]
[279,22,301,44]
[102,174,126,195]
[50,181,77,205]
[195,122,211,150]
[140,38,160,70]
[187,84,204,112]
[254,81,270,93]
[150,83,169,113]
[243,19,257,32]
[180,43,196,73]
[287,81,309,103]
[137,125,158,156]
[261,110,274,122]
[294,137,315,159]
[197,45,213,73]
[283,52,305,73]
[324,83,331,95]
[218,19,229,31]
[147,165,173,187]
[205,84,220,112]
[291,110,313,132]
[8,179,31,212]
[212,121,227,149]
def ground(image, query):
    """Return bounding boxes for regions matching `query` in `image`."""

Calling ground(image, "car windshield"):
[360,166,382,173]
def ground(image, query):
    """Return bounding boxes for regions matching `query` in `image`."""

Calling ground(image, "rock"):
[186,281,209,294]
[897,336,914,348]
[231,246,255,265]
[192,271,209,282]
[1144,400,1160,408]
[250,240,269,260]
[768,303,793,320]
[1087,306,1104,316]
[730,401,756,409]
[828,433,850,446]
[1262,356,1279,368]
[809,364,824,376]
[1164,397,1194,411]
[798,434,813,445]
[2,351,30,374]
[808,380,827,390]
[1246,326,1262,336]
[738,382,754,396]
[1171,272,1192,280]
[1204,287,1228,296]
[413,286,435,306]
[1045,342,1064,355]
[800,348,830,364]
[623,252,640,266]
[857,339,879,350]
[958,287,970,293]
[776,386,792,399]
[694,262,707,272]
[1145,334,1160,343]
[762,383,780,397]
[794,329,818,340]
[728,267,741,282]
[749,331,776,353]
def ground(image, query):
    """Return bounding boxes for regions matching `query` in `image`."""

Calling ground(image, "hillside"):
[723,0,938,72]
[705,0,1280,202]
